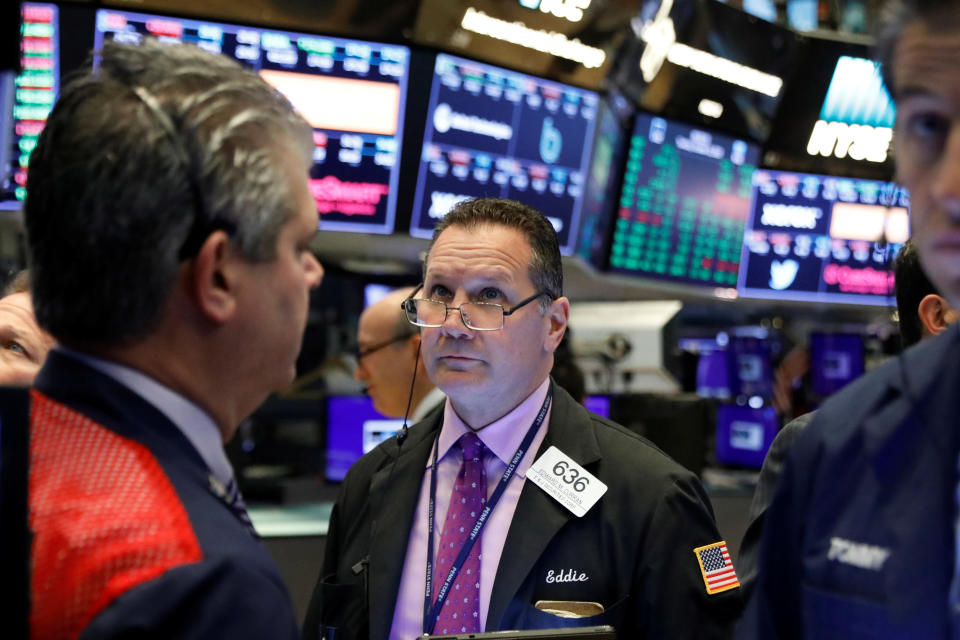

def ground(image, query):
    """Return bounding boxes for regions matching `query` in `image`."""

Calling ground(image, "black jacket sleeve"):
[80,558,300,640]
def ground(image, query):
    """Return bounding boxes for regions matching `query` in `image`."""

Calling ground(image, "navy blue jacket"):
[30,351,299,639]
[737,324,960,639]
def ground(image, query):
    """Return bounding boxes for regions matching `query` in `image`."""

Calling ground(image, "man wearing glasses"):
[306,198,741,640]
[354,286,445,422]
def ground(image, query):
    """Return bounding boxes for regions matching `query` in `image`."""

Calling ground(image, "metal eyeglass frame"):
[400,284,552,331]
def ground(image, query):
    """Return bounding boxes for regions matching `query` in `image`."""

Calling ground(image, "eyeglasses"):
[353,334,411,361]
[401,289,551,331]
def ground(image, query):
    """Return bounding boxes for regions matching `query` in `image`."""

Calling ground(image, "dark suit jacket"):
[737,410,816,602]
[737,324,960,638]
[29,351,299,639]
[305,383,742,640]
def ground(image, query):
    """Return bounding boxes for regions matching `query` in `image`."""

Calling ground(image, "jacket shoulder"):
[29,390,204,639]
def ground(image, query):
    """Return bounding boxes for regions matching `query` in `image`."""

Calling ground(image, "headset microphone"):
[396,340,422,446]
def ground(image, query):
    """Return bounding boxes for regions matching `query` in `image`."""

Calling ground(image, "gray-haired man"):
[25,39,322,638]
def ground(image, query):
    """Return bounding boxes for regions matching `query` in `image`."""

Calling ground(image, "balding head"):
[355,287,433,417]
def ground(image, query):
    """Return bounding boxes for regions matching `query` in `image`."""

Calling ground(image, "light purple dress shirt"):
[388,378,553,640]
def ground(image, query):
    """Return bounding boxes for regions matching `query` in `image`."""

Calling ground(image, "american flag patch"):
[694,541,740,594]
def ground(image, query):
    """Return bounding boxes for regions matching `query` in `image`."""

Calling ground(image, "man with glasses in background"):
[354,286,445,422]
[305,198,742,640]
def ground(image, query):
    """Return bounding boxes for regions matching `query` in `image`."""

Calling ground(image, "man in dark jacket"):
[306,198,742,640]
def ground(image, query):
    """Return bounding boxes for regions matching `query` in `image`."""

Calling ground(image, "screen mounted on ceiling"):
[2,3,59,211]
[409,53,598,254]
[737,169,909,305]
[608,112,759,289]
[94,9,410,234]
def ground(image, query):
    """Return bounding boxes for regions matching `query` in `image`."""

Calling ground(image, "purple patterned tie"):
[433,432,487,635]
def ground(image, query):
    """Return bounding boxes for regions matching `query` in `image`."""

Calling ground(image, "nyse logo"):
[806,120,893,163]
[769,259,799,290]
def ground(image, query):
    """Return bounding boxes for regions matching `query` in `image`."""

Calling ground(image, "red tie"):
[433,433,487,634]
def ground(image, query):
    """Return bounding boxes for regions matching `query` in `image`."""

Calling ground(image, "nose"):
[440,294,473,339]
[931,126,960,222]
[354,359,366,382]
[305,252,324,289]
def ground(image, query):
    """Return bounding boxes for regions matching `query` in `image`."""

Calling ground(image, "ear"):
[188,230,239,325]
[917,293,953,337]
[544,296,570,353]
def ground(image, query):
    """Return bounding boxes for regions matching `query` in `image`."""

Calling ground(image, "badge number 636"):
[552,460,589,492]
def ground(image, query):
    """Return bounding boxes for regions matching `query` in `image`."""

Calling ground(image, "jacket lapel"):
[367,421,440,640]
[486,387,602,629]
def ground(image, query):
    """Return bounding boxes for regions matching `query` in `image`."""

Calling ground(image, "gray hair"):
[25,39,313,347]
[427,198,563,313]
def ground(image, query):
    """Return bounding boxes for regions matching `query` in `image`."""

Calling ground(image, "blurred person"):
[24,39,323,639]
[355,286,444,421]
[550,329,586,404]
[306,198,741,640]
[736,238,957,601]
[0,270,54,386]
[738,1,960,636]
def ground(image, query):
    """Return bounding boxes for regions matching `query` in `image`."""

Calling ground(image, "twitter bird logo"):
[770,259,799,290]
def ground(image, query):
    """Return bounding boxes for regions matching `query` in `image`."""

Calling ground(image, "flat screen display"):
[737,169,909,305]
[608,113,759,288]
[584,395,611,419]
[809,332,864,397]
[727,336,773,399]
[1,3,59,211]
[714,404,778,469]
[764,39,895,179]
[574,96,630,269]
[409,53,599,254]
[325,395,402,482]
[93,9,410,234]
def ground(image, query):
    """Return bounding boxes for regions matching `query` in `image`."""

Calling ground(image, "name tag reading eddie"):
[528,446,607,517]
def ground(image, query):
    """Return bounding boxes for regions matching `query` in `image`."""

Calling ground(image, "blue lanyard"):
[423,387,553,635]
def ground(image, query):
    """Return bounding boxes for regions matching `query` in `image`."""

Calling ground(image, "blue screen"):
[325,396,403,482]
[715,404,779,468]
[410,53,599,254]
[737,169,910,305]
[727,336,773,399]
[94,9,410,234]
[810,332,864,397]
[584,395,610,419]
[2,3,59,211]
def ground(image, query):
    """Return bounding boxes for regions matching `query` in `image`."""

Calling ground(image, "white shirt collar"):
[410,386,446,424]
[56,346,235,486]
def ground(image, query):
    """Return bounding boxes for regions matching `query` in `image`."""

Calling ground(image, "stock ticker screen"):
[608,113,759,288]
[409,53,598,254]
[1,3,59,211]
[94,10,410,234]
[737,169,910,305]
